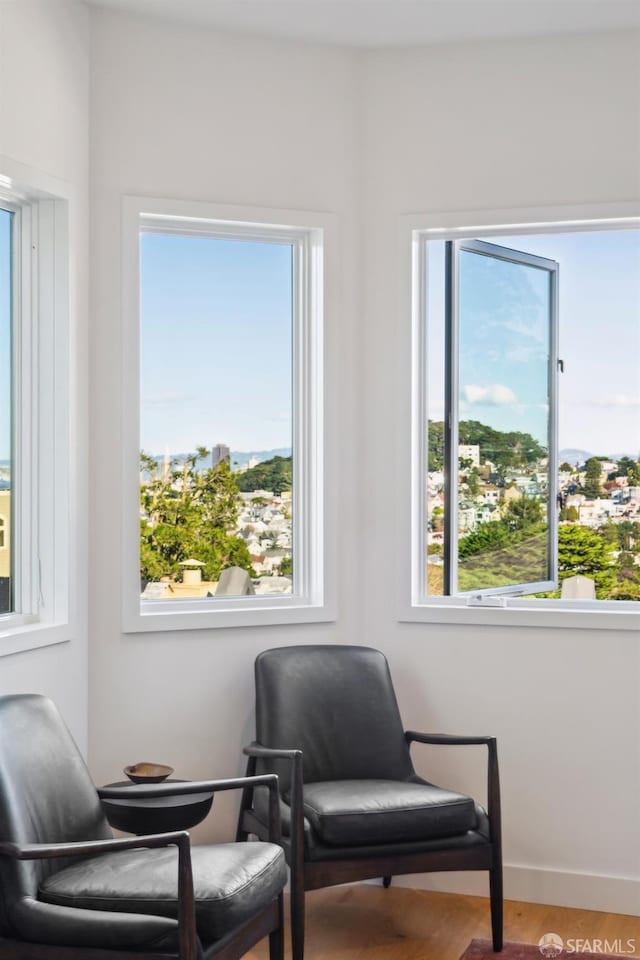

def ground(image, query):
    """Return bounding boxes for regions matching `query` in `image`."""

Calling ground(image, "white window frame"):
[444,237,560,598]
[121,196,335,632]
[400,201,640,632]
[0,157,71,656]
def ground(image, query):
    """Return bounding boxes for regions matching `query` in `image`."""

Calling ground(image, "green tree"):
[560,462,574,473]
[458,520,512,559]
[557,525,616,599]
[458,495,545,561]
[466,469,480,497]
[612,456,640,484]
[430,506,444,532]
[597,520,618,545]
[236,456,292,495]
[614,520,640,552]
[616,551,638,582]
[504,494,543,531]
[457,420,545,468]
[426,419,545,472]
[140,449,254,583]
[611,579,640,601]
[559,505,579,522]
[428,421,445,471]
[582,457,603,499]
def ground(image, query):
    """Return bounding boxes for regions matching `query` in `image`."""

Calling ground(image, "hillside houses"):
[427,446,640,546]
[236,490,292,587]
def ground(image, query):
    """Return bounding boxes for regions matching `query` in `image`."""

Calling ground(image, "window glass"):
[139,232,294,601]
[452,243,556,596]
[424,229,640,604]
[0,209,13,615]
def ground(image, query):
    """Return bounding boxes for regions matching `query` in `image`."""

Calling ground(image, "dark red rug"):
[460,939,632,960]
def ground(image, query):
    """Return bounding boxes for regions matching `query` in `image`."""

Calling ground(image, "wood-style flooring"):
[250,885,640,960]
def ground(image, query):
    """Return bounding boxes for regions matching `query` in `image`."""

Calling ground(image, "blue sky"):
[427,229,640,456]
[458,246,552,446]
[0,223,638,462]
[140,233,293,456]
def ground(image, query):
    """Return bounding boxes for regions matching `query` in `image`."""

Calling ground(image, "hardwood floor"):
[249,886,640,960]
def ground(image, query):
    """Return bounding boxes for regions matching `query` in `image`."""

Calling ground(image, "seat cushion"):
[295,780,477,846]
[39,842,286,945]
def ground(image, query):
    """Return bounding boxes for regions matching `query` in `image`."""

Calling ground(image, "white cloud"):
[462,383,518,407]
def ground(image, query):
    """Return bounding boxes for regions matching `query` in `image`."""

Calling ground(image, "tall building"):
[212,443,231,468]
[458,444,480,468]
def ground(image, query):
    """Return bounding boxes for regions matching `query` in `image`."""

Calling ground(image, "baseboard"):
[371,865,639,916]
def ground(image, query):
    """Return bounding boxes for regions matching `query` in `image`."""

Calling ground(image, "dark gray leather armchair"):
[237,645,502,959]
[0,694,286,960]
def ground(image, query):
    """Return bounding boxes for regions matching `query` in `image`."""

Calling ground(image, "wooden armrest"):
[405,730,501,852]
[0,831,199,960]
[0,830,188,861]
[241,743,303,858]
[243,742,302,761]
[405,731,495,746]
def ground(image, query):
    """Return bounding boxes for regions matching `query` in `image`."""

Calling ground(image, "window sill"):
[0,620,71,658]
[399,601,639,632]
[123,598,336,633]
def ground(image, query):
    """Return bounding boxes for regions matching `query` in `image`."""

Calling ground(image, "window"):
[122,198,330,631]
[440,239,559,598]
[0,208,13,615]
[0,166,71,651]
[409,209,640,627]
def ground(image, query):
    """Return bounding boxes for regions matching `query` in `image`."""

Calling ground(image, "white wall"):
[361,33,640,912]
[87,11,640,913]
[88,10,361,837]
[0,1,90,752]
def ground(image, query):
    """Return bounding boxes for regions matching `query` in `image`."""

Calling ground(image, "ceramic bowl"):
[123,762,174,784]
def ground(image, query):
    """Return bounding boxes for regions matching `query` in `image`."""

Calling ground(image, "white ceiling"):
[85,0,640,48]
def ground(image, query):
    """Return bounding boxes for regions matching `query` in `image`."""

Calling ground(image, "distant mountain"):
[608,451,639,462]
[559,449,592,466]
[147,448,292,472]
[559,449,637,466]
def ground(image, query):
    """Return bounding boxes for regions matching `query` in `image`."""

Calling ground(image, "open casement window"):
[443,239,560,598]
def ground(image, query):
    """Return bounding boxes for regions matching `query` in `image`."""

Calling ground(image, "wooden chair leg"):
[269,893,285,960]
[290,871,306,960]
[489,864,503,952]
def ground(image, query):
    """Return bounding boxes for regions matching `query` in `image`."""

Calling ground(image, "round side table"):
[100,780,214,835]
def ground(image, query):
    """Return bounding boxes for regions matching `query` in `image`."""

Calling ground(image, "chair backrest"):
[255,646,415,792]
[0,695,112,928]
